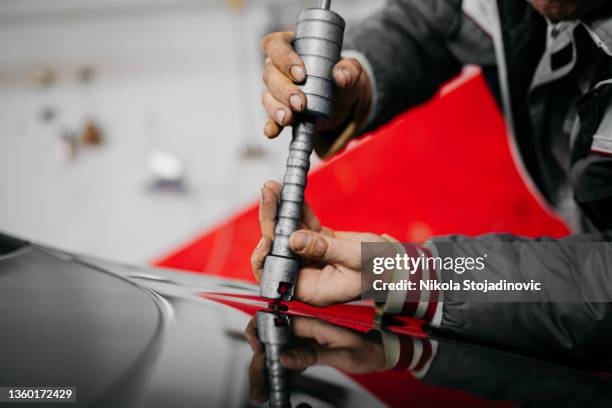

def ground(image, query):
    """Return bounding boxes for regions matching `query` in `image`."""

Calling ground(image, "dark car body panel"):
[1,233,610,407]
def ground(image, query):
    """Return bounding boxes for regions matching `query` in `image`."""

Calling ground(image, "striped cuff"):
[422,240,444,328]
[377,236,443,325]
[379,330,438,378]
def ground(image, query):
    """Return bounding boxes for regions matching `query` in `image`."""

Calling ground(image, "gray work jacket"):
[337,0,612,358]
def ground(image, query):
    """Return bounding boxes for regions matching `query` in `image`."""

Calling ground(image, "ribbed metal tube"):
[265,344,291,408]
[270,120,315,259]
[257,311,292,408]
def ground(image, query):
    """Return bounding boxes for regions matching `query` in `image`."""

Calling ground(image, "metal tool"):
[260,0,345,301]
[256,310,292,408]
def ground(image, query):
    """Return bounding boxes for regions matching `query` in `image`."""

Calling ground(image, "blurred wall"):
[0,0,382,263]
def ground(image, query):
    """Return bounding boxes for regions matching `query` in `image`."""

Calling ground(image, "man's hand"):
[260,31,372,138]
[251,180,386,307]
[277,317,385,374]
[245,316,385,403]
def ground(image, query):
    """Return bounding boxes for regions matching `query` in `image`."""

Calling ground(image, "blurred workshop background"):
[0,0,382,263]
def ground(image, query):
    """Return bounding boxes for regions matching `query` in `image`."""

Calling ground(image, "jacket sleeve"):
[416,338,612,406]
[314,0,496,158]
[380,231,612,359]
[377,332,612,406]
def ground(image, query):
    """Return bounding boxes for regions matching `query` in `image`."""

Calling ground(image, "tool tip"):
[268,300,289,312]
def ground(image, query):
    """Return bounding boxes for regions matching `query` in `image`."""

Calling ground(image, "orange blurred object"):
[80,120,103,146]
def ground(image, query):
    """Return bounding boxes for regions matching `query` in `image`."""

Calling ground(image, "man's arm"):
[315,0,497,157]
[344,0,464,129]
[383,231,612,359]
[260,0,496,158]
[384,334,612,406]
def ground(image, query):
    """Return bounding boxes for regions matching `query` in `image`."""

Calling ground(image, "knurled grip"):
[260,4,344,301]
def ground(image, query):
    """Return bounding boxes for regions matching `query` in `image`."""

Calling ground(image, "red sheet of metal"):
[200,292,426,337]
[154,69,570,281]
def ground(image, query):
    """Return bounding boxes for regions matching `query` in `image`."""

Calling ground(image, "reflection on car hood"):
[0,236,610,408]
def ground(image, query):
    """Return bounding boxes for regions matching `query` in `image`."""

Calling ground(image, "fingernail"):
[291,231,309,251]
[341,68,351,85]
[275,109,286,125]
[256,237,265,250]
[291,65,305,82]
[261,187,271,204]
[289,94,303,111]
[333,68,344,85]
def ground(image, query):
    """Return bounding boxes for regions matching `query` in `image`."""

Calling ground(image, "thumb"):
[289,230,361,269]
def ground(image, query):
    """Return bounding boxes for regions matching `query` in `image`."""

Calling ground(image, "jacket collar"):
[525,0,612,56]
[582,15,612,56]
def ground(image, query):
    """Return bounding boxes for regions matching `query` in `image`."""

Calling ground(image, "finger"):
[281,345,355,373]
[291,265,357,306]
[262,180,319,233]
[263,118,282,139]
[263,179,282,195]
[291,317,365,348]
[261,31,306,82]
[262,90,294,127]
[332,58,363,89]
[259,184,280,240]
[260,179,320,233]
[249,351,268,403]
[244,317,262,354]
[263,63,306,112]
[281,346,317,371]
[250,236,271,282]
[302,202,321,232]
[315,347,365,372]
[289,230,361,269]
